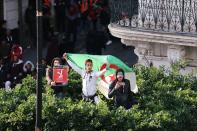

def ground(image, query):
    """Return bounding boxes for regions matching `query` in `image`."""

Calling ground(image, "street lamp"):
[35,0,43,130]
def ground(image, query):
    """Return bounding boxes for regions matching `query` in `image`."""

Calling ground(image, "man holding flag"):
[63,53,138,104]
[63,53,107,104]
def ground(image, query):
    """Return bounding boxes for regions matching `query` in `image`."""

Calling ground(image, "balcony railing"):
[110,0,197,35]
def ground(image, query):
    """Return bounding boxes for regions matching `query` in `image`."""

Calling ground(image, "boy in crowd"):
[63,53,107,103]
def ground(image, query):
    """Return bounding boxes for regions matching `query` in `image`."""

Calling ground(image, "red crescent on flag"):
[100,63,119,84]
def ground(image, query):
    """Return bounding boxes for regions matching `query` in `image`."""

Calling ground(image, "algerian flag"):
[67,53,138,98]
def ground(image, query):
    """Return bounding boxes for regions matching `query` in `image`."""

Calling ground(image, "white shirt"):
[67,60,106,96]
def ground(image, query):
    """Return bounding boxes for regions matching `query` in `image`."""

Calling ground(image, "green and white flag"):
[67,53,138,98]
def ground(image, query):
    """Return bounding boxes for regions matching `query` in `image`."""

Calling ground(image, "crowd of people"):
[26,0,111,56]
[0,0,137,109]
[45,53,137,109]
[0,19,36,90]
[0,0,111,88]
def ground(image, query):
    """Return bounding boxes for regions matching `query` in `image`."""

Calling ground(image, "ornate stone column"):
[122,39,153,66]
[167,45,186,64]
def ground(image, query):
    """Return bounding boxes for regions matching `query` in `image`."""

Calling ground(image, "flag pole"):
[35,0,43,130]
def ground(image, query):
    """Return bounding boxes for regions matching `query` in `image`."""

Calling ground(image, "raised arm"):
[46,68,53,85]
[95,63,110,77]
[67,60,83,75]
[95,68,107,77]
[63,53,82,75]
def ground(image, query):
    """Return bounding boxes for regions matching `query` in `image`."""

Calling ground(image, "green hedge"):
[0,67,197,130]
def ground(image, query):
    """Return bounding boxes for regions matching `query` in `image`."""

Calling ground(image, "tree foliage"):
[0,67,197,130]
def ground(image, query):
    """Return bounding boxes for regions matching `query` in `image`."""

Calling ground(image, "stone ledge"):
[109,24,197,47]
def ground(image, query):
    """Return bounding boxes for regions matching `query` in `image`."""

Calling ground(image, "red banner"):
[53,67,68,84]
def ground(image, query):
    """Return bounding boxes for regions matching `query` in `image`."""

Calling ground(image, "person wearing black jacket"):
[54,0,67,33]
[25,4,36,47]
[0,20,7,40]
[108,69,134,109]
[0,58,9,88]
[46,57,69,97]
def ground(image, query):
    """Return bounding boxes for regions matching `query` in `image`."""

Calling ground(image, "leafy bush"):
[0,67,196,130]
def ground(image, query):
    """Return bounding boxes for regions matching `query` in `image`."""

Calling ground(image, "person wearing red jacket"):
[87,0,100,30]
[66,2,80,45]
[5,51,24,89]
[43,0,51,7]
[54,0,67,33]
[10,44,23,62]
[80,0,88,13]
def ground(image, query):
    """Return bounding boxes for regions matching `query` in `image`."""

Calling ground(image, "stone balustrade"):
[109,0,197,72]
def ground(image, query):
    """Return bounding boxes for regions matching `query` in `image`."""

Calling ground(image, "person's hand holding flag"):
[98,62,108,77]
[63,53,68,61]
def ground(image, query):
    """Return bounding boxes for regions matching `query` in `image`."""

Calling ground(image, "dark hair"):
[110,68,125,87]
[115,68,125,80]
[51,57,62,67]
[85,59,93,65]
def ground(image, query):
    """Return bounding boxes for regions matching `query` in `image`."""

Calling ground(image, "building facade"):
[1,0,28,29]
[109,0,197,73]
